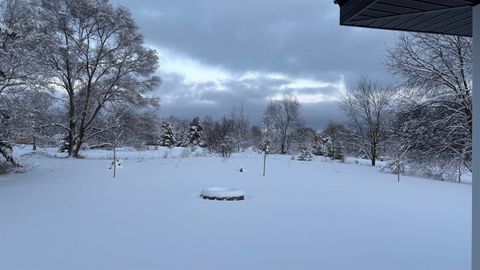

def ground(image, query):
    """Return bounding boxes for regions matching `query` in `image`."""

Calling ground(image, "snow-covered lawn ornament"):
[200,187,245,201]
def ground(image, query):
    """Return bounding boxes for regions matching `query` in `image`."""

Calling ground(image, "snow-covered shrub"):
[297,146,313,161]
[383,158,467,183]
[312,134,345,161]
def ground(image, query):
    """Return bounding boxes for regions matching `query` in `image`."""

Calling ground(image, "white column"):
[473,4,480,270]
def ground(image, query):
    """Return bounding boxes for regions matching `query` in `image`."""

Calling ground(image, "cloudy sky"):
[113,0,396,129]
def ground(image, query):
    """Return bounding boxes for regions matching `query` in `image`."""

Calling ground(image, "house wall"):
[472,4,480,270]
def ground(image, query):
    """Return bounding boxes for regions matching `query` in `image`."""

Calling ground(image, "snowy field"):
[0,147,471,270]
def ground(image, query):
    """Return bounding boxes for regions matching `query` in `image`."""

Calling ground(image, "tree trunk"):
[371,143,377,166]
[67,97,78,157]
[397,161,400,182]
[72,135,84,158]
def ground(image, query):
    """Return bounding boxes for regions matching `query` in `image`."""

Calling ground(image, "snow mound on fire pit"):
[200,187,245,201]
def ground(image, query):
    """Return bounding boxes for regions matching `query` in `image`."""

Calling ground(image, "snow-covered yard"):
[0,147,471,270]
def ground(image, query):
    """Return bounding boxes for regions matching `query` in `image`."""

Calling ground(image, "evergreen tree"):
[297,145,313,161]
[312,134,333,157]
[332,143,345,161]
[322,136,334,157]
[58,131,71,153]
[160,122,176,147]
[187,117,203,146]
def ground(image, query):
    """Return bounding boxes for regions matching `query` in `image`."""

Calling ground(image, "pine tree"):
[322,136,334,157]
[187,117,203,146]
[297,145,314,161]
[160,122,176,147]
[332,143,345,161]
[312,134,333,157]
[58,132,71,153]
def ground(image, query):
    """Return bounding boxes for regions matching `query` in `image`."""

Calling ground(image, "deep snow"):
[0,147,472,270]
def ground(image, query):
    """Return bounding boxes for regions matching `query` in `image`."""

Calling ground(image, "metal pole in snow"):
[263,152,266,177]
[113,123,116,178]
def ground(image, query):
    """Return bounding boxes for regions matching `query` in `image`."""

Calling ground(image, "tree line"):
[0,0,473,182]
[341,33,472,182]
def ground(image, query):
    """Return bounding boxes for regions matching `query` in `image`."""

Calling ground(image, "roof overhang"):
[334,0,480,37]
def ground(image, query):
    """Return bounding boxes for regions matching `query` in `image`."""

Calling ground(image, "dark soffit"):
[334,0,480,37]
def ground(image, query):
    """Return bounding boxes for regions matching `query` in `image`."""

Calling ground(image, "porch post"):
[473,4,480,270]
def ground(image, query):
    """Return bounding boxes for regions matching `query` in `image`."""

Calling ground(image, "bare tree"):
[342,78,395,166]
[37,0,160,158]
[230,103,249,151]
[0,0,40,165]
[385,113,412,182]
[205,117,236,158]
[0,0,40,93]
[387,32,473,176]
[87,104,160,149]
[263,94,302,154]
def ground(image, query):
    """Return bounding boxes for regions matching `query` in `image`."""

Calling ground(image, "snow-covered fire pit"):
[200,187,245,201]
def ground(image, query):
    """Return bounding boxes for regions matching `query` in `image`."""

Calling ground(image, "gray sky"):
[113,0,395,129]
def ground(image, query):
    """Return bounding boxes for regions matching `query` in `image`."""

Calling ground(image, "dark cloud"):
[112,0,396,128]
[157,72,344,130]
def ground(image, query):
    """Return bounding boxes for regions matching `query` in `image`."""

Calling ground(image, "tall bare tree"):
[230,103,249,151]
[387,33,472,174]
[263,94,302,154]
[342,78,395,166]
[37,0,160,158]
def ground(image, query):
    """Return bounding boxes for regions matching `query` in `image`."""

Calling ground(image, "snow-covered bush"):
[385,159,467,183]
[312,134,345,161]
[297,146,313,161]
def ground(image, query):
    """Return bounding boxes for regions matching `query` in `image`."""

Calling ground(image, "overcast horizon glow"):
[113,0,396,129]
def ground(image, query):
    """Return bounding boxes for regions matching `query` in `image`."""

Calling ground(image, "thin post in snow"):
[113,128,116,178]
[263,151,266,177]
